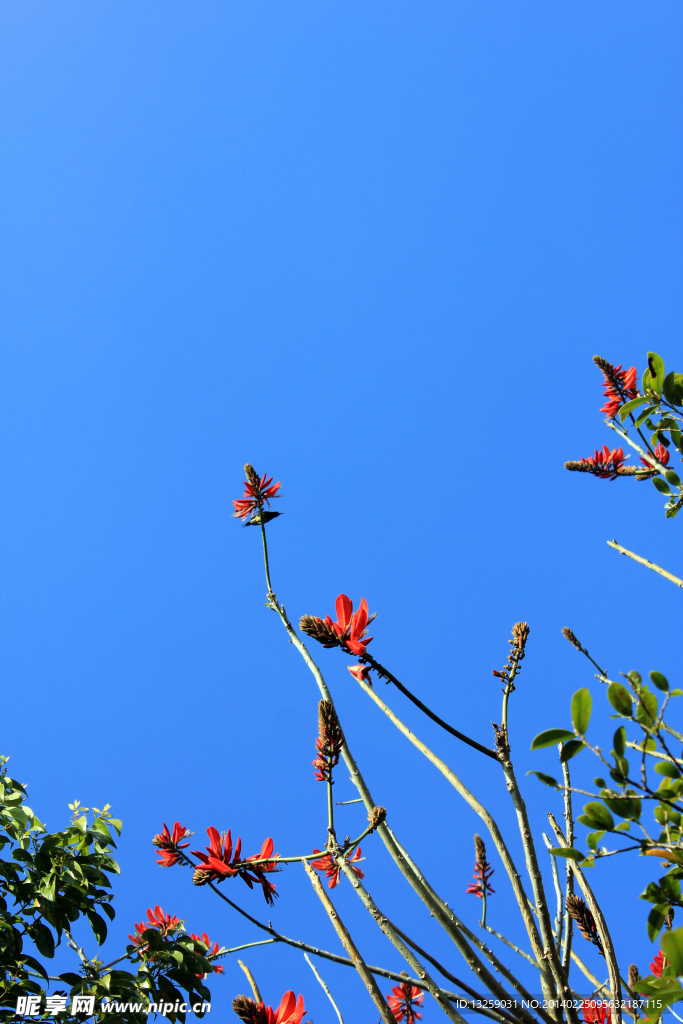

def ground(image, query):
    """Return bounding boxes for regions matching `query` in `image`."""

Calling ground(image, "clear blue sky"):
[1,2,682,1020]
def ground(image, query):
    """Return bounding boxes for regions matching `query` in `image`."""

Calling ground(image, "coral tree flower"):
[232,991,309,1024]
[640,442,670,473]
[300,593,376,656]
[192,827,280,905]
[466,835,495,898]
[190,932,224,977]
[153,821,192,867]
[232,464,281,521]
[386,982,424,1023]
[312,700,344,782]
[311,846,363,889]
[581,1001,611,1024]
[651,950,666,978]
[348,663,372,685]
[579,445,626,480]
[129,905,181,945]
[596,358,638,419]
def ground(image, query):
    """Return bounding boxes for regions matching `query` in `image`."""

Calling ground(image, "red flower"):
[153,821,192,867]
[323,594,375,655]
[640,442,670,473]
[348,663,372,685]
[651,950,666,978]
[128,905,181,945]
[579,445,626,480]
[232,465,281,521]
[598,362,638,419]
[264,992,308,1024]
[466,835,495,898]
[386,982,424,1023]
[582,1001,611,1024]
[192,828,280,905]
[190,932,224,977]
[311,846,363,889]
[312,700,344,782]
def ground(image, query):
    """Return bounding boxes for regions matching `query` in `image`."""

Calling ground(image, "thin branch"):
[335,850,466,1024]
[548,814,622,1024]
[481,925,536,968]
[223,939,277,957]
[360,652,498,760]
[237,960,262,1002]
[543,834,564,953]
[607,541,683,590]
[303,860,397,1024]
[304,953,345,1024]
[561,759,574,979]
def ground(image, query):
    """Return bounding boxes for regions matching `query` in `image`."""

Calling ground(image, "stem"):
[561,759,574,979]
[481,884,487,928]
[542,834,564,965]
[237,960,262,1002]
[303,860,397,1023]
[361,652,498,760]
[353,673,556,1008]
[260,522,275,597]
[223,939,277,956]
[607,541,683,590]
[548,814,622,1024]
[334,850,466,1024]
[304,953,345,1024]
[481,925,536,968]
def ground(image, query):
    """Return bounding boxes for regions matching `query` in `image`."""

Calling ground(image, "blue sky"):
[1,2,682,1020]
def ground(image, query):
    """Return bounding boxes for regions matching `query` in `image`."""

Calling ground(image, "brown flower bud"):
[628,964,639,990]
[562,627,582,650]
[474,834,487,869]
[244,464,261,492]
[512,622,530,650]
[299,615,341,648]
[232,995,269,1024]
[368,806,386,831]
[192,868,211,886]
[593,355,612,376]
[566,894,603,952]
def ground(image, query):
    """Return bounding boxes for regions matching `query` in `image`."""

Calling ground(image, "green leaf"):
[581,802,614,830]
[654,477,674,496]
[602,795,641,821]
[650,671,670,693]
[637,689,659,726]
[648,904,669,942]
[662,928,683,975]
[608,682,633,716]
[87,910,108,946]
[613,726,626,757]
[586,831,606,851]
[548,847,586,860]
[531,729,576,750]
[655,761,682,779]
[560,740,585,763]
[620,395,650,421]
[23,956,49,983]
[526,771,559,787]
[672,690,683,698]
[663,372,683,407]
[666,470,683,487]
[647,353,666,395]
[636,406,657,427]
[571,688,592,735]
[30,921,55,959]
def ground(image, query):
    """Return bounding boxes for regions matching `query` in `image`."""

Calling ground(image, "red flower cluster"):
[581,1001,611,1024]
[386,982,424,1023]
[651,950,666,978]
[128,905,181,946]
[640,442,670,472]
[232,466,281,521]
[579,445,625,480]
[310,846,363,889]
[326,594,375,656]
[598,362,638,419]
[192,827,280,905]
[466,861,495,898]
[190,932,224,977]
[153,821,192,867]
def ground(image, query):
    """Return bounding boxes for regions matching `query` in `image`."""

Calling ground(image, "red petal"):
[335,594,353,632]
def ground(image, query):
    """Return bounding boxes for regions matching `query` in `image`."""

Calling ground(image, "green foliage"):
[0,757,218,1024]
[570,689,591,735]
